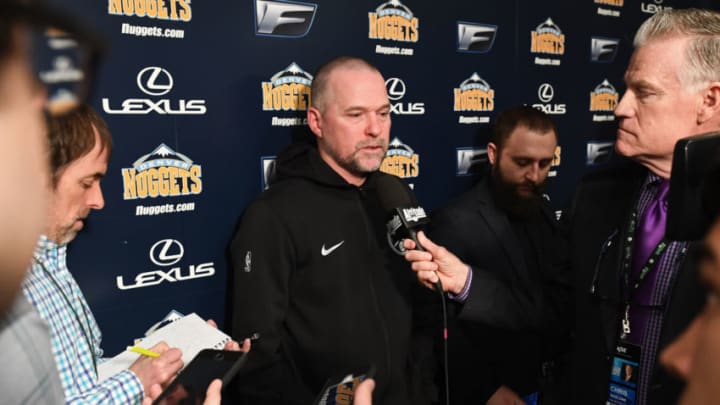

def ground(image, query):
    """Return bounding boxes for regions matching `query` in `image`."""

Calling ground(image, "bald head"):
[311,56,383,112]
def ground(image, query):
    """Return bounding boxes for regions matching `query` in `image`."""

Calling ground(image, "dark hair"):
[311,56,381,111]
[48,103,112,186]
[491,105,557,150]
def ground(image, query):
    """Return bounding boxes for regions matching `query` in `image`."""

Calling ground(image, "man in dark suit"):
[404,106,571,404]
[562,8,720,405]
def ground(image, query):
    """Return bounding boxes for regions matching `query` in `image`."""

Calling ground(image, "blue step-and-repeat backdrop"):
[51,0,718,354]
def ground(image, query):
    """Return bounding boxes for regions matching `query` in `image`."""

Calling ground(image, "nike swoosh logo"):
[321,241,344,256]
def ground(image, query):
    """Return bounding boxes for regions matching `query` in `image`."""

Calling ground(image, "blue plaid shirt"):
[22,235,144,404]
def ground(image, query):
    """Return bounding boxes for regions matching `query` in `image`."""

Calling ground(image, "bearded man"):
[404,105,572,405]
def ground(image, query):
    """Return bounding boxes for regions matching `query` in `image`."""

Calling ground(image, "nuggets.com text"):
[136,202,195,216]
[121,23,185,39]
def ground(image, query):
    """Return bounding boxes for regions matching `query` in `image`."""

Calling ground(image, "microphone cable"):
[432,278,450,405]
[373,175,450,404]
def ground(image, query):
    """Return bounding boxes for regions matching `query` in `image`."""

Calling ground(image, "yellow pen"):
[127,346,160,358]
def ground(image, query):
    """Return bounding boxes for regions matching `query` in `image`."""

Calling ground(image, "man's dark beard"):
[489,168,544,219]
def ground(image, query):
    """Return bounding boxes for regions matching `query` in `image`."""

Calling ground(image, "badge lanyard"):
[619,210,668,341]
[34,256,98,373]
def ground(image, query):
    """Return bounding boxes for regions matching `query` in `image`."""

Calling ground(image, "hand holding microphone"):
[375,175,469,294]
[402,231,470,295]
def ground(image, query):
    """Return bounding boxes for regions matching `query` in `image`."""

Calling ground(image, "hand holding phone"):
[152,349,247,405]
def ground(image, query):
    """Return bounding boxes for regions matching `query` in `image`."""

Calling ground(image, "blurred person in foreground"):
[0,3,242,404]
[657,162,720,404]
[0,0,97,402]
[661,201,720,404]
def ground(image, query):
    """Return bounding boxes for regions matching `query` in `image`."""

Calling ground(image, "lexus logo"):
[385,78,406,101]
[538,83,554,102]
[137,67,173,96]
[255,0,317,37]
[150,239,184,266]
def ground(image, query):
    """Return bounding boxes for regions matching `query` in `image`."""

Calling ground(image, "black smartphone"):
[152,349,247,405]
[667,131,720,240]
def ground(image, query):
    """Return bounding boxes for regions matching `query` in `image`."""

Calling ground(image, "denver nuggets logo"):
[595,0,623,6]
[122,144,202,200]
[368,0,419,43]
[380,138,419,179]
[261,62,313,111]
[590,79,619,112]
[531,18,565,55]
[108,0,192,21]
[453,73,494,112]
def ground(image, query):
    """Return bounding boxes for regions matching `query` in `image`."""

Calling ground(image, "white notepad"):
[97,312,231,382]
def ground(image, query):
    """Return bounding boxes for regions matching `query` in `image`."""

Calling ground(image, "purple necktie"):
[632,179,670,274]
[626,179,670,345]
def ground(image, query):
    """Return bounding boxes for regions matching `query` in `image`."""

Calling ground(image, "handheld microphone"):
[375,175,451,405]
[375,175,443,293]
[375,175,429,256]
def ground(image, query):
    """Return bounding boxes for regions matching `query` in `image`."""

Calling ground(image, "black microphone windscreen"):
[375,174,417,211]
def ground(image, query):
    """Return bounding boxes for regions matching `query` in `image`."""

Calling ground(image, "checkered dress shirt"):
[631,174,687,405]
[22,235,144,404]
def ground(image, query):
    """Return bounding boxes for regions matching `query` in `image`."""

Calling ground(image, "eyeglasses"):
[0,1,105,117]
